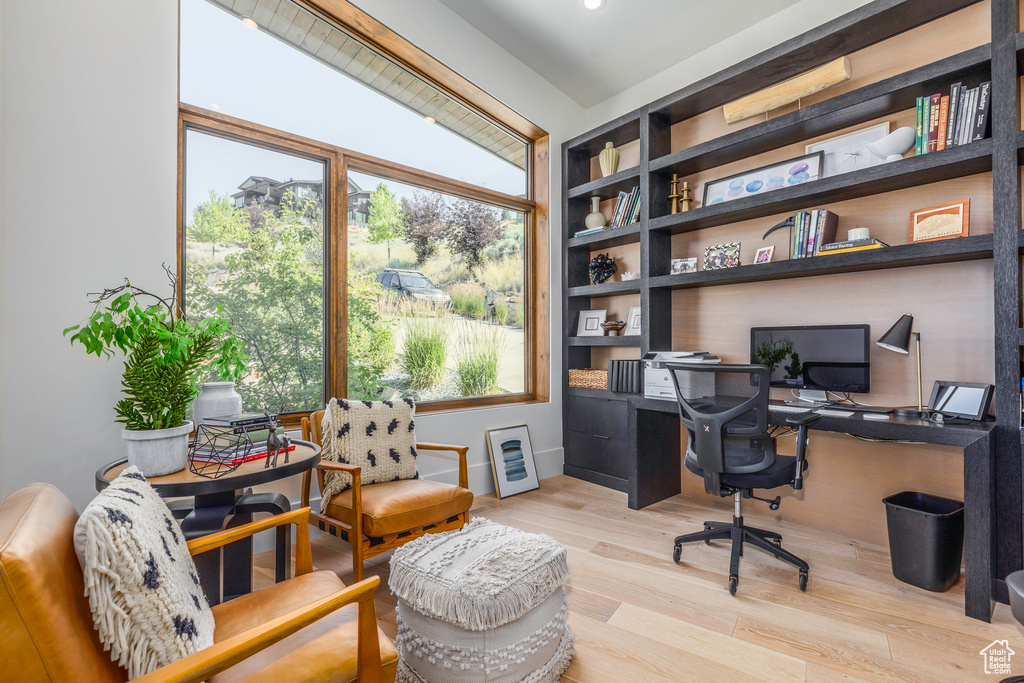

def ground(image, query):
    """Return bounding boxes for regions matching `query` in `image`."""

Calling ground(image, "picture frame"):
[703,242,741,270]
[576,309,606,336]
[485,425,539,499]
[754,245,775,264]
[703,151,823,207]
[909,199,969,243]
[805,122,890,177]
[625,306,641,336]
[671,257,697,274]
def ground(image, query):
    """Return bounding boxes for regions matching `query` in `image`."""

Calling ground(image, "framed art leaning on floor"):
[485,425,539,498]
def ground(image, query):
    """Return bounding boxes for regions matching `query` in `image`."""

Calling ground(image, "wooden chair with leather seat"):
[0,482,398,683]
[301,409,473,582]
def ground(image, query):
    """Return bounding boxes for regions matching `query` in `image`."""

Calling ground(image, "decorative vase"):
[599,142,619,177]
[192,381,243,425]
[122,421,194,476]
[585,197,607,230]
[866,127,916,162]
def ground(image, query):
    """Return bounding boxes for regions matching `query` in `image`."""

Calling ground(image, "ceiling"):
[435,0,801,108]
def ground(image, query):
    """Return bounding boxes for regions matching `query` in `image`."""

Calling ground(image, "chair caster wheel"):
[771,537,782,547]
[728,575,738,595]
[799,570,808,592]
[672,544,681,564]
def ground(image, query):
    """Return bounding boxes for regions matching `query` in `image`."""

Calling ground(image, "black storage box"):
[883,491,964,592]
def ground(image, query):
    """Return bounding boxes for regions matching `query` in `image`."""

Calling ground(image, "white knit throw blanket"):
[389,517,570,632]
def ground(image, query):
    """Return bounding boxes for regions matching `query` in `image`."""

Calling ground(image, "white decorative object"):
[319,397,418,500]
[122,421,193,477]
[847,227,871,241]
[620,271,640,281]
[866,126,916,162]
[74,466,214,680]
[585,196,607,229]
[625,306,641,336]
[191,381,242,425]
[576,309,606,337]
[598,141,619,177]
[805,122,890,176]
[390,517,574,683]
[485,425,539,498]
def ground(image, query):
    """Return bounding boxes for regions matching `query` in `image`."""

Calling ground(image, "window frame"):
[176,4,551,420]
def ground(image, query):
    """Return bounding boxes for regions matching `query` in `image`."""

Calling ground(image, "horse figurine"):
[264,413,291,468]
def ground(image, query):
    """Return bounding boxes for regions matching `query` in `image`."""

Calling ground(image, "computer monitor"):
[750,324,871,394]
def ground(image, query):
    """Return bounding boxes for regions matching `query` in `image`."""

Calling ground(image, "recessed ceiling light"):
[241,17,258,28]
[582,0,605,10]
[424,116,436,124]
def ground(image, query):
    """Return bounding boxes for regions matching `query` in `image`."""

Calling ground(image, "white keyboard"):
[770,404,819,413]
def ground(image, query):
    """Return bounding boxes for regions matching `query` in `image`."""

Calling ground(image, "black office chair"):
[668,363,820,595]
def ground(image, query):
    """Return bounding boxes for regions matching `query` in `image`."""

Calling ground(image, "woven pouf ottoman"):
[389,517,575,683]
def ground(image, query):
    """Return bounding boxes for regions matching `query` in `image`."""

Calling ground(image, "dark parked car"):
[375,268,452,305]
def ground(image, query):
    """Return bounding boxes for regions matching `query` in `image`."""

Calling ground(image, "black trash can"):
[883,491,964,592]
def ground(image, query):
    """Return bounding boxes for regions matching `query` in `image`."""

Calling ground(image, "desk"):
[628,397,995,622]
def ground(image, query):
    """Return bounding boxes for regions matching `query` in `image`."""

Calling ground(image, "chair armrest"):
[318,461,361,474]
[416,442,469,489]
[133,577,384,683]
[188,508,313,576]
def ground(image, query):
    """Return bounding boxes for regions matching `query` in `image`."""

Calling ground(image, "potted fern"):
[64,266,246,475]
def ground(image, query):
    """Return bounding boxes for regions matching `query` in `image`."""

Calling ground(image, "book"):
[972,81,991,142]
[927,93,941,153]
[610,190,629,228]
[792,212,804,259]
[192,444,296,466]
[573,227,603,237]
[951,84,966,146]
[628,189,642,224]
[959,86,977,145]
[936,95,949,151]
[811,210,840,255]
[622,187,640,226]
[946,82,961,148]
[817,243,886,255]
[202,413,270,427]
[915,97,924,156]
[921,95,932,153]
[819,238,889,252]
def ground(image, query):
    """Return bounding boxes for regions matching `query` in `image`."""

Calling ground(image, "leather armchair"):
[301,410,473,582]
[0,482,397,683]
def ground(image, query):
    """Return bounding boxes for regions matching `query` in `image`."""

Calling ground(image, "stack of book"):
[573,186,641,238]
[915,81,991,155]
[791,209,839,259]
[607,360,642,394]
[818,237,889,255]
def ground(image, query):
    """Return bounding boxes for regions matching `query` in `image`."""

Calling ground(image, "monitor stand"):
[785,389,829,408]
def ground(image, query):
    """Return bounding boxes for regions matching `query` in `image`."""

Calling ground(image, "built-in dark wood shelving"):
[650,139,992,235]
[567,386,636,399]
[650,234,994,290]
[567,336,641,347]
[649,45,991,179]
[566,166,641,200]
[564,110,642,156]
[566,222,642,249]
[567,280,642,297]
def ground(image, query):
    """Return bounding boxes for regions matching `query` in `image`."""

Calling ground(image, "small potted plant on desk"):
[64,265,247,476]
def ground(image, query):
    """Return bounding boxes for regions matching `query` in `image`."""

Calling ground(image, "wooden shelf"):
[567,222,642,249]
[649,45,991,178]
[567,280,642,297]
[650,139,992,235]
[567,166,640,200]
[649,234,994,290]
[566,386,636,399]
[565,110,642,156]
[568,336,641,347]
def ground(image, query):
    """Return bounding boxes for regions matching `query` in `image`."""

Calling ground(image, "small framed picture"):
[485,425,539,499]
[754,246,775,264]
[805,122,890,177]
[910,199,969,243]
[625,306,641,336]
[704,242,741,270]
[671,257,697,274]
[703,152,823,207]
[576,309,606,336]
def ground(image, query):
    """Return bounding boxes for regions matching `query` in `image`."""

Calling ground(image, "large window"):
[179,0,547,417]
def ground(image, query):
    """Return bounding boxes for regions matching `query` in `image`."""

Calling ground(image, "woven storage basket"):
[568,368,608,390]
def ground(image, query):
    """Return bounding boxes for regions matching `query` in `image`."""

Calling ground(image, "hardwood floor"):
[253,475,1022,682]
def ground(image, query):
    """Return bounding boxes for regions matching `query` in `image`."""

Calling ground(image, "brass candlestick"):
[668,174,683,214]
[680,181,694,212]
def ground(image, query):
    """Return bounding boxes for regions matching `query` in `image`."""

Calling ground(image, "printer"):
[643,351,721,400]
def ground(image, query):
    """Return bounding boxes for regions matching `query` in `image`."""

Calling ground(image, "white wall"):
[0,0,6,494]
[584,0,874,128]
[0,0,583,510]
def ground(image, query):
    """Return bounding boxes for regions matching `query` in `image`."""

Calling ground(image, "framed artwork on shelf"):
[671,257,697,274]
[703,151,823,207]
[704,242,741,270]
[754,246,775,263]
[485,425,539,499]
[576,309,607,336]
[625,307,641,336]
[909,199,969,243]
[805,122,890,177]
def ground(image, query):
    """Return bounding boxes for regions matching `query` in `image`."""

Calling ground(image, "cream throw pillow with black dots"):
[73,466,214,679]
[320,397,419,500]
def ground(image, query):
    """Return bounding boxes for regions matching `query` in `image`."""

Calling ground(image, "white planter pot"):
[192,382,243,425]
[122,421,193,477]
